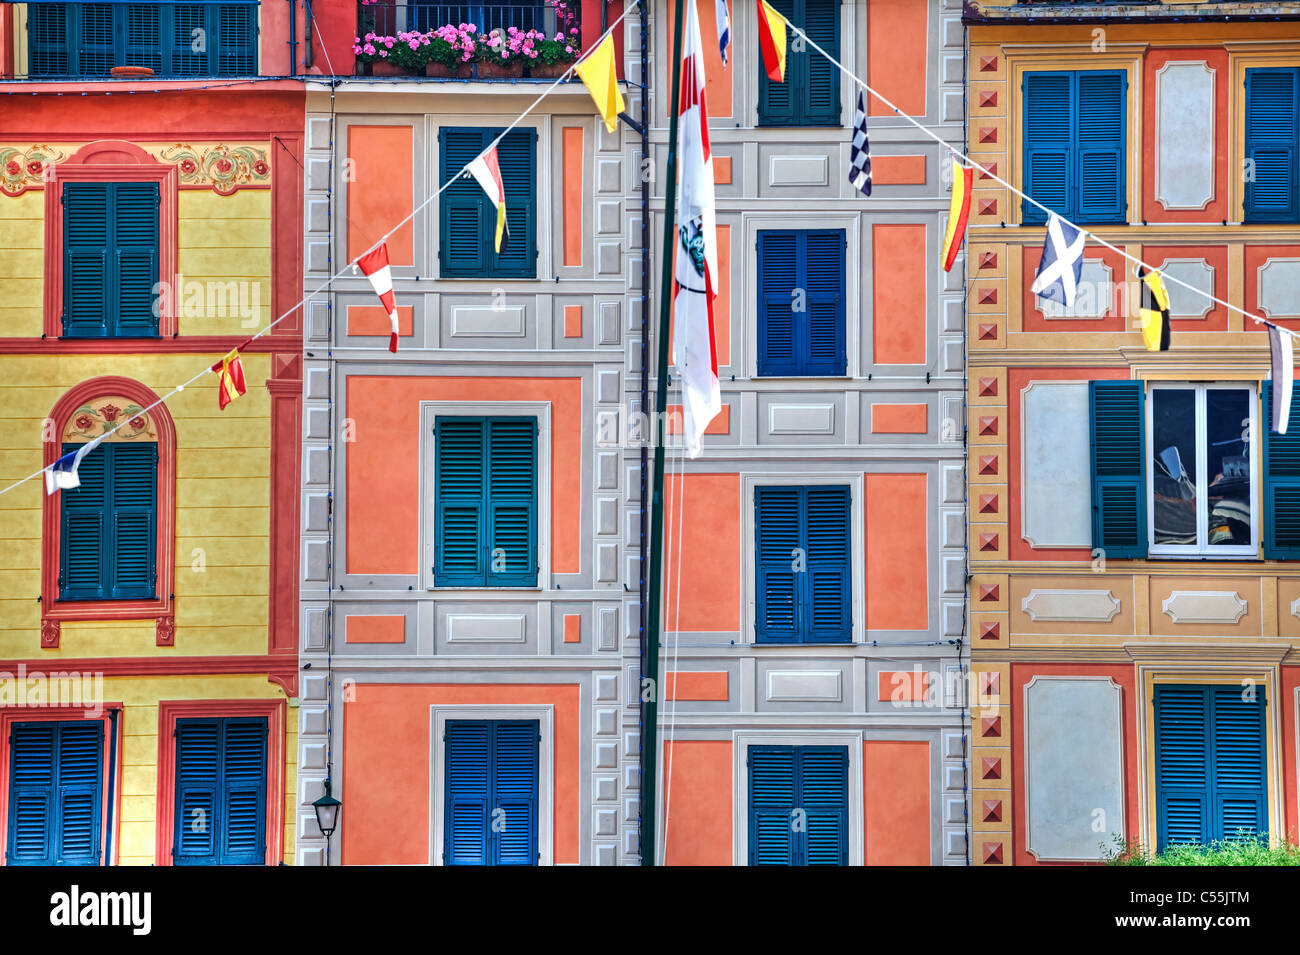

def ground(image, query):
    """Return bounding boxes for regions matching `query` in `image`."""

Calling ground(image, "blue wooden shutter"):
[749,746,797,864]
[800,746,848,865]
[1245,69,1300,223]
[6,721,102,866]
[171,4,208,76]
[113,181,161,336]
[108,442,158,599]
[62,183,111,338]
[174,719,220,863]
[800,0,840,125]
[444,721,491,865]
[1075,71,1127,223]
[802,230,846,376]
[7,723,55,864]
[125,3,163,73]
[216,4,258,76]
[803,486,851,643]
[755,487,802,643]
[491,721,539,866]
[756,0,796,125]
[1089,380,1147,559]
[59,440,108,600]
[1022,72,1072,224]
[435,418,486,586]
[55,721,103,865]
[1155,685,1210,850]
[27,4,70,76]
[1263,380,1300,558]
[440,128,489,276]
[220,718,267,864]
[757,231,798,376]
[78,3,116,75]
[486,418,538,587]
[492,129,538,278]
[1210,686,1267,842]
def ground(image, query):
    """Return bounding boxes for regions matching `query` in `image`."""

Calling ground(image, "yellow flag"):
[575,33,624,134]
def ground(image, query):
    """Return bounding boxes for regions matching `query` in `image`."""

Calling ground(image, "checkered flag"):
[848,91,872,197]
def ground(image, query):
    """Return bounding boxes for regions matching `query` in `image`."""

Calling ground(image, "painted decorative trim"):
[767,403,836,435]
[1153,257,1214,319]
[157,144,271,194]
[1,654,298,683]
[154,699,286,866]
[1153,60,1216,211]
[62,397,157,442]
[0,336,295,356]
[1256,258,1300,321]
[444,613,528,643]
[0,144,65,196]
[1160,590,1248,625]
[266,360,301,668]
[1021,588,1121,623]
[1020,380,1092,548]
[40,377,177,643]
[765,669,843,702]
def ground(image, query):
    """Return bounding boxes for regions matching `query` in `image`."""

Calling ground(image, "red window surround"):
[154,699,286,867]
[0,704,125,866]
[41,376,177,649]
[42,140,179,339]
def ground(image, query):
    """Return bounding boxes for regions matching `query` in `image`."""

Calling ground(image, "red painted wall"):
[864,740,931,864]
[663,474,741,632]
[663,741,734,865]
[867,0,928,117]
[865,473,928,630]
[1141,49,1229,224]
[872,224,927,364]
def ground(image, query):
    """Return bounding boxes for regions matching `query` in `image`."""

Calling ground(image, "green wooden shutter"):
[757,230,799,376]
[1076,71,1127,223]
[756,0,796,125]
[492,721,539,866]
[1263,380,1300,558]
[1244,68,1300,223]
[1089,380,1147,559]
[7,723,55,864]
[440,127,489,276]
[113,182,161,337]
[55,722,104,865]
[124,3,164,74]
[492,129,538,278]
[77,3,115,75]
[1155,685,1210,850]
[62,183,111,338]
[59,441,109,600]
[802,230,846,376]
[436,418,487,586]
[170,4,208,76]
[174,719,219,863]
[1210,686,1267,842]
[108,442,158,600]
[27,4,70,76]
[803,486,851,643]
[1022,72,1072,224]
[800,746,848,865]
[220,718,268,865]
[485,418,538,587]
[748,746,797,864]
[755,486,802,643]
[800,0,840,125]
[444,721,491,864]
[216,4,258,76]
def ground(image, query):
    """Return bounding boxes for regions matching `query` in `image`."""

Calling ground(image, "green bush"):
[1104,832,1300,866]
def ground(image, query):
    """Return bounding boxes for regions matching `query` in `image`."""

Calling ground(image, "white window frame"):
[419,401,552,592]
[731,729,864,867]
[428,704,555,866]
[740,472,864,645]
[1145,381,1258,558]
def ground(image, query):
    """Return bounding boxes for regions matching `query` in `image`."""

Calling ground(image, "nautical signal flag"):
[716,0,731,65]
[756,0,787,82]
[467,146,508,253]
[575,32,624,134]
[212,349,248,410]
[45,435,105,495]
[848,92,872,197]
[1269,324,1294,435]
[1138,266,1171,352]
[1030,214,1085,309]
[357,242,401,352]
[941,158,972,271]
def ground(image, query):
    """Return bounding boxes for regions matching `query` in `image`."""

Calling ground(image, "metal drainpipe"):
[104,707,119,865]
[288,0,298,76]
[305,0,315,70]
[636,0,650,865]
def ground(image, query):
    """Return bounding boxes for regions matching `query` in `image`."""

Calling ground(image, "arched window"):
[41,377,176,649]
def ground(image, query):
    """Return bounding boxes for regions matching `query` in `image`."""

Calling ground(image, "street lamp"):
[312,779,341,841]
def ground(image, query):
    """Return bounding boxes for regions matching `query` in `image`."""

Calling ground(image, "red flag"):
[357,243,400,352]
[211,349,247,410]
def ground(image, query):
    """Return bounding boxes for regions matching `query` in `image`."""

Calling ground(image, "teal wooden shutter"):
[492,129,538,278]
[59,441,108,600]
[440,127,489,276]
[802,230,846,376]
[755,487,801,643]
[800,0,840,125]
[1089,380,1147,559]
[1210,686,1267,842]
[486,418,538,587]
[27,4,70,76]
[220,718,268,865]
[125,3,164,73]
[1022,72,1072,224]
[756,0,796,125]
[492,721,539,866]
[1076,71,1127,223]
[6,721,102,866]
[435,418,487,586]
[748,747,797,864]
[62,183,111,337]
[1263,380,1300,558]
[113,182,161,336]
[757,230,799,375]
[108,442,158,600]
[444,721,491,865]
[174,719,220,863]
[803,486,851,643]
[1244,68,1300,223]
[78,3,115,75]
[800,746,848,864]
[216,4,258,76]
[171,4,208,76]
[1155,685,1210,850]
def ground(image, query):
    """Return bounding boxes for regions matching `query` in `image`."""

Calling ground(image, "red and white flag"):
[672,0,722,458]
[356,243,400,352]
[467,146,508,253]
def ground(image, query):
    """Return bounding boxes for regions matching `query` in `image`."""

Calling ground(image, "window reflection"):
[1152,389,1198,546]
[1207,390,1251,546]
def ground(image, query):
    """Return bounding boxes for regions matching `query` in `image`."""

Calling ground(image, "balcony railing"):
[360,1,553,36]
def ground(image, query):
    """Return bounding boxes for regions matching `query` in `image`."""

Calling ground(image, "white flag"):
[1270,324,1294,435]
[673,0,722,458]
[45,434,105,495]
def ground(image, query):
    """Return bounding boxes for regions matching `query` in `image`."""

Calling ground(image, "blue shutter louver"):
[491,721,540,866]
[174,717,268,865]
[1210,687,1268,842]
[757,230,845,377]
[220,719,268,864]
[803,486,852,643]
[1263,380,1300,558]
[444,720,539,865]
[486,419,538,586]
[1155,685,1210,849]
[63,181,159,338]
[1244,69,1300,224]
[757,231,799,375]
[435,418,486,586]
[748,747,797,865]
[749,746,847,865]
[1076,71,1127,223]
[755,486,802,643]
[113,182,161,336]
[63,183,111,338]
[755,485,852,644]
[6,721,103,865]
[1089,380,1147,559]
[439,128,536,278]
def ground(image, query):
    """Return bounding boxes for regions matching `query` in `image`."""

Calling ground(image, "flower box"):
[370,59,406,75]
[477,60,522,79]
[427,61,473,78]
[527,61,570,79]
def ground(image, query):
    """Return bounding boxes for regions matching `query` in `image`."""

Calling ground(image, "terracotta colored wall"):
[663,474,741,632]
[872,224,927,364]
[345,376,583,575]
[663,740,733,865]
[563,127,584,267]
[1141,49,1229,224]
[341,683,582,864]
[864,740,931,864]
[864,473,928,630]
[867,0,928,117]
[665,0,732,117]
[1283,665,1299,845]
[347,125,413,264]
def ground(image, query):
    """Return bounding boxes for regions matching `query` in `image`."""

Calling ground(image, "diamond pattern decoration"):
[982,799,1003,823]
[978,198,998,216]
[980,715,1001,737]
[978,377,998,396]
[979,532,999,551]
[978,161,998,180]
[980,672,1001,696]
[978,416,998,435]
[978,583,999,602]
[978,251,998,270]
[977,453,998,474]
[979,621,1001,640]
[978,493,998,513]
[979,90,998,108]
[979,56,998,72]
[978,287,998,305]
[977,323,998,341]
[978,127,997,144]
[981,756,1002,780]
[982,841,1004,864]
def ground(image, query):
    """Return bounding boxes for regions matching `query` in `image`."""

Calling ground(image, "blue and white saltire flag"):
[1030,213,1086,308]
[716,0,730,65]
[44,434,105,495]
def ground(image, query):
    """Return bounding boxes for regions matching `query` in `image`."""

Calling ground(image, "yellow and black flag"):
[1138,265,1171,352]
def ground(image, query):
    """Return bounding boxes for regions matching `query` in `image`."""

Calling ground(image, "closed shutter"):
[1075,71,1127,223]
[749,746,847,865]
[7,722,103,866]
[444,720,539,866]
[63,182,158,338]
[1210,686,1267,842]
[171,4,208,76]
[756,0,796,126]
[757,230,799,375]
[757,230,845,376]
[755,486,851,644]
[1089,380,1147,559]
[1022,72,1072,224]
[444,721,491,865]
[220,719,268,865]
[440,127,488,276]
[78,3,115,76]
[174,717,268,865]
[755,486,802,643]
[803,486,851,643]
[492,129,538,277]
[62,183,111,338]
[27,4,70,76]
[217,4,258,76]
[108,442,158,599]
[800,747,848,864]
[492,722,539,866]
[800,0,840,125]
[113,182,161,336]
[59,441,109,600]
[749,747,797,865]
[174,719,219,863]
[486,418,538,587]
[1262,380,1300,558]
[435,418,486,586]
[802,230,846,375]
[440,128,536,278]
[125,4,164,74]
[1244,69,1300,223]
[1154,685,1210,849]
